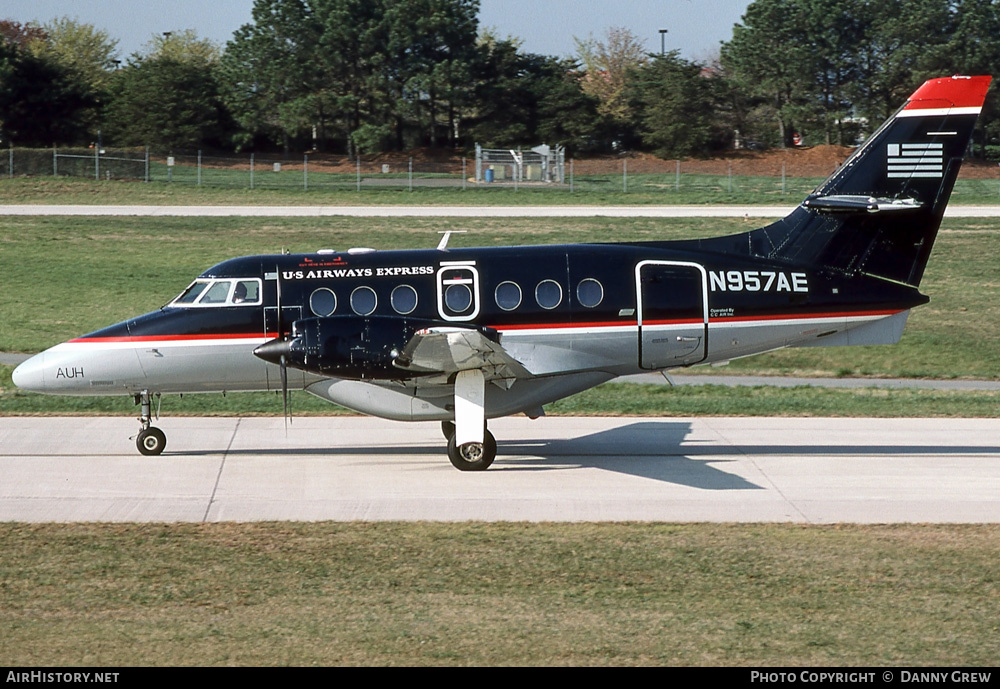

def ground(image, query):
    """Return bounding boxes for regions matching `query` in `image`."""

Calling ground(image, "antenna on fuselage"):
[437,230,467,251]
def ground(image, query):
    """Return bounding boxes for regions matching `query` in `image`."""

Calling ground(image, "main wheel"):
[447,429,497,471]
[137,427,166,456]
[441,420,455,440]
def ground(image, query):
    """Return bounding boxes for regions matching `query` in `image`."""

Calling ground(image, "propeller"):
[253,265,293,434]
[280,352,290,435]
[276,265,290,432]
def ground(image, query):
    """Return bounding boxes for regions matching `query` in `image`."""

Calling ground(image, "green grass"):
[2,174,1000,206]
[2,522,998,666]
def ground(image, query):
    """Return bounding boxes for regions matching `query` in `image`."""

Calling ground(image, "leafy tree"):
[28,17,120,94]
[939,0,1000,157]
[220,0,482,154]
[847,0,954,126]
[469,37,601,152]
[628,52,716,158]
[574,27,648,124]
[219,0,328,152]
[720,0,816,147]
[140,29,221,64]
[382,0,479,148]
[0,20,46,50]
[103,55,229,150]
[799,0,865,145]
[0,40,96,146]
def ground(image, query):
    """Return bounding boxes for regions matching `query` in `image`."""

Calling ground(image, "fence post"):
[197,150,202,186]
[408,157,413,192]
[675,160,680,191]
[462,158,466,191]
[728,163,733,194]
[53,145,57,177]
[145,148,149,183]
[570,159,574,193]
[8,145,12,178]
[304,154,308,191]
[356,156,361,192]
[782,163,786,194]
[250,153,255,190]
[95,145,99,181]
[623,159,628,193]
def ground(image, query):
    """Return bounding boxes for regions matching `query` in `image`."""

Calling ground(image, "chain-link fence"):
[4,146,998,197]
[1,147,149,180]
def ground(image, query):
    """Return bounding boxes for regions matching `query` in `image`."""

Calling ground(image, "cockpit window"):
[175,281,209,304]
[233,280,259,304]
[171,278,262,308]
[200,281,231,304]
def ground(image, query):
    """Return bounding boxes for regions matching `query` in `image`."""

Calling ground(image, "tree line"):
[1,0,998,159]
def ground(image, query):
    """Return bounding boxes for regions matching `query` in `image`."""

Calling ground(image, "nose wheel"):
[133,390,166,456]
[137,426,166,455]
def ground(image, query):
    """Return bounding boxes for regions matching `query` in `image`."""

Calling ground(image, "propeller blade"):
[275,264,284,336]
[280,353,289,435]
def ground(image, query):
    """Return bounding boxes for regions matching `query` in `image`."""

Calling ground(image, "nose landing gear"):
[133,390,166,456]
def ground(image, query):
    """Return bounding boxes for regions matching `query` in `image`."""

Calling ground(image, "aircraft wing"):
[393,326,532,386]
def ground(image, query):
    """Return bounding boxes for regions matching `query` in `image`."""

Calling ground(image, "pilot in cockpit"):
[233,282,248,303]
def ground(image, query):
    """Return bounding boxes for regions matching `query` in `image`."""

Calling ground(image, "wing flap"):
[393,327,531,384]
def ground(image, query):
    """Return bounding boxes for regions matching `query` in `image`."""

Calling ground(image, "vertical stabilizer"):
[744,75,992,287]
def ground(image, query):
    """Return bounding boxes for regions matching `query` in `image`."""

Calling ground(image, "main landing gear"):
[443,369,497,471]
[441,420,496,471]
[133,390,166,456]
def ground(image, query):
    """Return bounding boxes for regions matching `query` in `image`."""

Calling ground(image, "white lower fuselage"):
[13,307,910,421]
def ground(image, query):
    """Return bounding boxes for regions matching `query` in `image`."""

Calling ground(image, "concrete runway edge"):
[2,416,998,524]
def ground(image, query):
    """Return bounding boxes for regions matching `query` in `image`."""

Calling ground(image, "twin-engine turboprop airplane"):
[13,75,992,470]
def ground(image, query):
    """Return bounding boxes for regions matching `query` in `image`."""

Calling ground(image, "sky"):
[3,0,752,62]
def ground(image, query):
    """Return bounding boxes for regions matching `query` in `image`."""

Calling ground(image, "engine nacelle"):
[257,315,445,380]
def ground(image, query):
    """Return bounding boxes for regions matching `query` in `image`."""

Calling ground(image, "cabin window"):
[350,286,377,316]
[495,281,522,311]
[535,280,563,310]
[391,285,418,315]
[576,278,604,308]
[310,288,337,316]
[444,283,473,313]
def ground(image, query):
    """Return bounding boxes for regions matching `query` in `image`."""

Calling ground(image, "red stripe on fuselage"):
[492,308,903,332]
[67,308,904,343]
[70,332,268,343]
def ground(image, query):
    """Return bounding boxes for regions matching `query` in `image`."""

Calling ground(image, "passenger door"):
[636,261,708,369]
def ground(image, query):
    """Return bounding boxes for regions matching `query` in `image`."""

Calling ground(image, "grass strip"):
[2,522,998,666]
[2,176,1000,207]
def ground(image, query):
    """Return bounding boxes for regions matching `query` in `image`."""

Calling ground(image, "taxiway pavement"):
[3,416,998,523]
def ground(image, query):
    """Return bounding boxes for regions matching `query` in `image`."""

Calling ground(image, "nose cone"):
[11,353,45,392]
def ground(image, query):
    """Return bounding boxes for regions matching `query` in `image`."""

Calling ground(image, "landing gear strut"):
[133,390,166,456]
[444,369,497,470]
